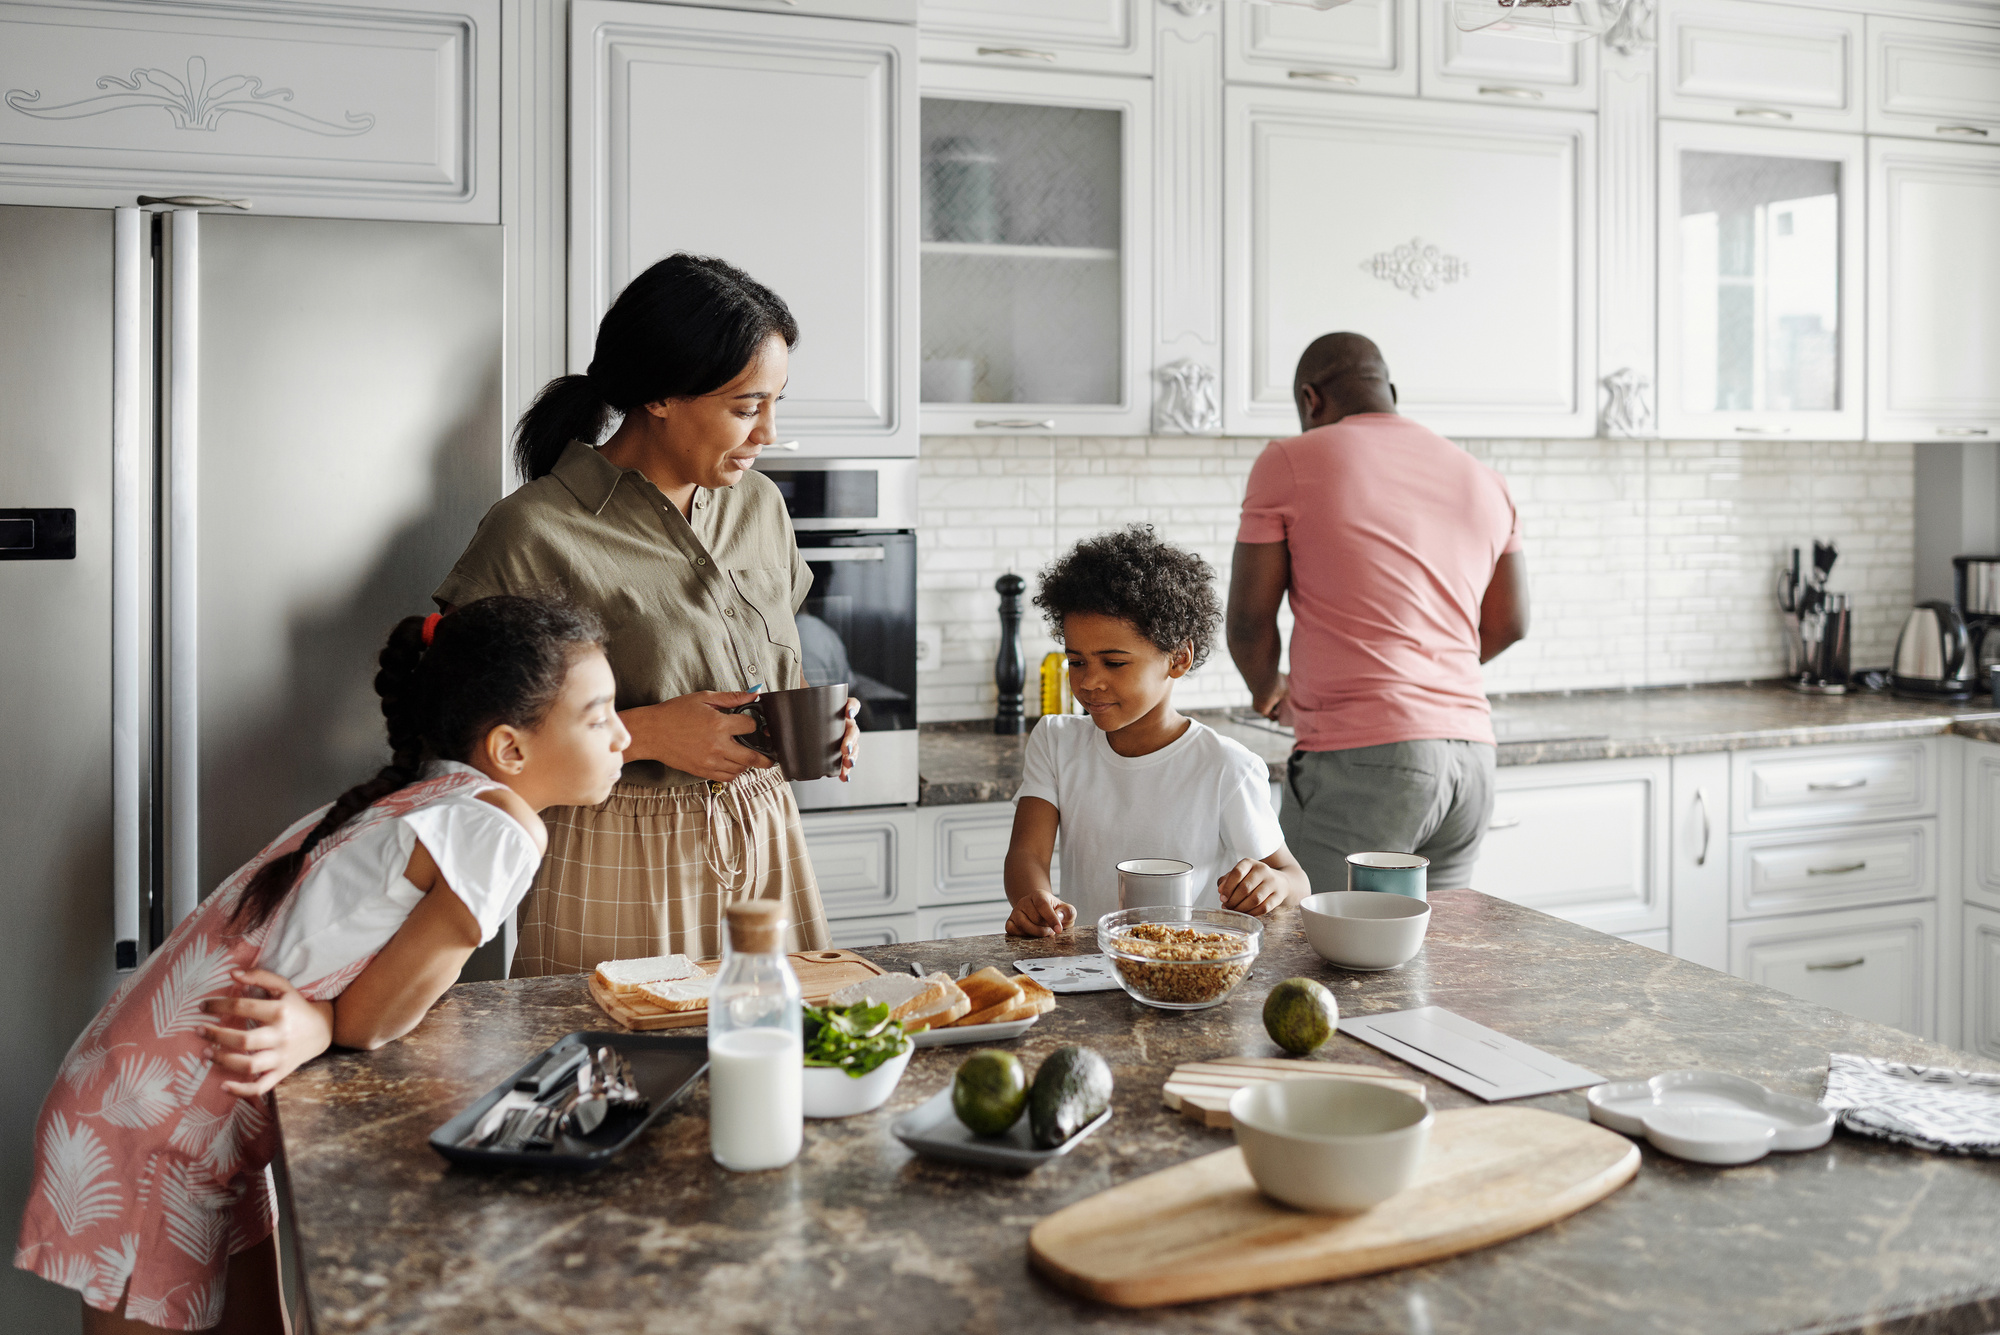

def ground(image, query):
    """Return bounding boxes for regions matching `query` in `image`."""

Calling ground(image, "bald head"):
[1293,332,1397,429]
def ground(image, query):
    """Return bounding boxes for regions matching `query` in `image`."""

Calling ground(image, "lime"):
[952,1049,1029,1136]
[1263,977,1339,1056]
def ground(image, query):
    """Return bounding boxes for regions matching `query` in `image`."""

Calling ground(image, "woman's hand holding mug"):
[839,697,860,782]
[621,691,774,782]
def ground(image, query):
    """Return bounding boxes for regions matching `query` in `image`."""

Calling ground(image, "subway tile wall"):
[916,434,1916,724]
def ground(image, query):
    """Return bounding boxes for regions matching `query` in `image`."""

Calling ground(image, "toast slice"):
[950,967,1024,1027]
[828,972,951,1022]
[633,976,714,1013]
[595,953,700,997]
[900,975,972,1032]
[984,975,1058,1025]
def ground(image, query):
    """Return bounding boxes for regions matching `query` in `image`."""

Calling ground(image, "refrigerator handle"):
[167,209,200,928]
[111,208,143,969]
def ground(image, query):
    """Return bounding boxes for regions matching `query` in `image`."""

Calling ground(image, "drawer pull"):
[1806,777,1867,791]
[1936,125,1991,137]
[1734,107,1794,121]
[1288,69,1361,85]
[1478,86,1545,100]
[1806,861,1867,876]
[1487,815,1523,831]
[1734,425,1792,434]
[1937,427,1991,437]
[1805,956,1865,972]
[1695,788,1712,867]
[978,47,1056,61]
[973,419,1055,430]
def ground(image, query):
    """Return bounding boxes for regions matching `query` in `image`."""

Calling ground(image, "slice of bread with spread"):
[594,953,701,999]
[827,972,952,1022]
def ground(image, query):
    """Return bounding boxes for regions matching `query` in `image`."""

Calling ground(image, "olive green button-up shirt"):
[433,441,810,788]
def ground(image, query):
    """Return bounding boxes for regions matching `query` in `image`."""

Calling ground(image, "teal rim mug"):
[1345,851,1429,901]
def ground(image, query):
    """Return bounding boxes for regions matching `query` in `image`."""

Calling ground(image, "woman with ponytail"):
[17,596,629,1333]
[433,252,849,975]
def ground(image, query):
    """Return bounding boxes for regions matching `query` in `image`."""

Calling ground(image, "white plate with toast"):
[911,1016,1040,1047]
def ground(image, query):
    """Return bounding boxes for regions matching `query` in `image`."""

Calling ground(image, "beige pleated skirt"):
[512,765,831,977]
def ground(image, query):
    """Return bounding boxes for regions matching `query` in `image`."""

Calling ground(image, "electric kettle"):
[1891,600,1977,699]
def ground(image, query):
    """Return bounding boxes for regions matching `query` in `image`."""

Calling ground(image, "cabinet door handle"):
[978,46,1057,61]
[1807,777,1867,791]
[1694,788,1711,867]
[1734,107,1794,121]
[1478,86,1545,100]
[1288,69,1361,85]
[1805,956,1865,971]
[1938,426,1991,437]
[973,419,1055,430]
[1806,861,1867,876]
[1487,815,1522,831]
[1936,124,1991,137]
[1734,425,1792,434]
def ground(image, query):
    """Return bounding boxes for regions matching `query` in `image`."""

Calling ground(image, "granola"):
[1108,924,1254,1006]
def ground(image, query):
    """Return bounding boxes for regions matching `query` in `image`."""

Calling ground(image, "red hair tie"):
[421,612,442,648]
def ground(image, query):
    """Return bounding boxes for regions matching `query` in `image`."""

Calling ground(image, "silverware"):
[907,961,925,979]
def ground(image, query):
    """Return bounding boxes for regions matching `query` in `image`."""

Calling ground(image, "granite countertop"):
[275,891,2000,1335]
[916,684,2000,804]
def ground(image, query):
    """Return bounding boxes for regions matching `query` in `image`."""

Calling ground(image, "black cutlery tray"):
[428,1030,707,1170]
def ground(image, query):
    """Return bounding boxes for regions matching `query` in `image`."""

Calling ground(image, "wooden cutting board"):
[1163,1057,1427,1128]
[1029,1106,1640,1308]
[587,949,885,1031]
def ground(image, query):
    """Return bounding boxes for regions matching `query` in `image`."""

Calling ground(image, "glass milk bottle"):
[707,900,803,1171]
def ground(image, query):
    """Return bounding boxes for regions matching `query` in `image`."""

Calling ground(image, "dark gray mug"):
[735,684,849,782]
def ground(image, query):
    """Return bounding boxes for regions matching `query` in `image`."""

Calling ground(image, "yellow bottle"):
[1039,652,1065,718]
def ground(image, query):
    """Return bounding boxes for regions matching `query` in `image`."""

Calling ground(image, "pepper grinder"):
[994,572,1026,735]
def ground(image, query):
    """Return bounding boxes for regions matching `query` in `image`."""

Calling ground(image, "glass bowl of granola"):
[1098,907,1262,1011]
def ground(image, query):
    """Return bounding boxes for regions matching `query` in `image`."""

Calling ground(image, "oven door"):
[788,530,917,810]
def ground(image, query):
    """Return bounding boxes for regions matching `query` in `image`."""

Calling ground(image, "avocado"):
[1263,977,1339,1055]
[952,1049,1029,1136]
[1028,1045,1114,1149]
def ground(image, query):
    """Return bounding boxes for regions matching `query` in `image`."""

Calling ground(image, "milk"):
[708,1026,803,1171]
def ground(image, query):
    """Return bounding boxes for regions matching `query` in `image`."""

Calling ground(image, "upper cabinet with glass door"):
[1658,122,1864,441]
[1225,0,1418,97]
[919,66,1152,436]
[1660,0,1864,132]
[1418,0,1597,110]
[918,0,1151,76]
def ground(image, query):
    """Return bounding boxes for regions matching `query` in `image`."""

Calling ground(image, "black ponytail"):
[230,595,605,934]
[513,253,800,482]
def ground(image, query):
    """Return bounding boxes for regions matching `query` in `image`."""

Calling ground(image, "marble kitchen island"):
[273,890,2000,1335]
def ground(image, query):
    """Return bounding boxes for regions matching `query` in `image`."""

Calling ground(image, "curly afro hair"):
[1033,525,1221,669]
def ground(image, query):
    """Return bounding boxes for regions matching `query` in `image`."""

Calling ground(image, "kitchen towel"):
[1819,1052,2000,1156]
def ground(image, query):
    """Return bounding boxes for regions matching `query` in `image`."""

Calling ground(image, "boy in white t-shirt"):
[1003,525,1312,936]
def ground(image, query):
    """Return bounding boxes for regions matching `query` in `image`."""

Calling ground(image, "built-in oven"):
[756,456,918,810]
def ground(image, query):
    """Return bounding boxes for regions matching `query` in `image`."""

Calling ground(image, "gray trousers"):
[1280,740,1498,894]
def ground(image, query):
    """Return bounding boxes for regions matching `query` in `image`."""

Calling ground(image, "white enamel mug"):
[1116,858,1199,910]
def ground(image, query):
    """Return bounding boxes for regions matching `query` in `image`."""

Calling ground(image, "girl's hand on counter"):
[1217,859,1288,916]
[621,692,775,781]
[201,969,335,1099]
[838,697,860,782]
[1005,891,1075,938]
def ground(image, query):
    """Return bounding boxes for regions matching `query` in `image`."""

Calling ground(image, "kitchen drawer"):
[1473,757,1670,936]
[1729,820,1936,920]
[1621,928,1671,954]
[916,900,1012,941]
[1225,0,1418,99]
[1964,742,2000,912]
[655,0,917,20]
[918,802,1015,904]
[1730,901,1935,1039]
[1417,0,1596,111]
[1868,16,2000,144]
[919,0,1150,76]
[826,912,922,950]
[800,809,916,919]
[1966,905,2000,1062]
[1729,740,1937,834]
[1660,0,1864,131]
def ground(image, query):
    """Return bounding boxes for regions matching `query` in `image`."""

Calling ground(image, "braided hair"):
[230,595,605,933]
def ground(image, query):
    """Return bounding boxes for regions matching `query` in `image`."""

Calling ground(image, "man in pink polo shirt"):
[1226,333,1529,892]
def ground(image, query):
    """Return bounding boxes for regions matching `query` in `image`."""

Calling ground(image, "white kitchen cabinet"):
[1867,16,2000,145]
[916,801,1016,904]
[1224,0,1418,98]
[1669,752,1731,971]
[827,912,923,949]
[799,808,918,920]
[1417,0,1597,111]
[570,1,918,457]
[1966,904,2000,1061]
[1729,739,1938,834]
[1964,741,2000,913]
[1867,139,2000,444]
[661,0,916,20]
[919,64,1152,436]
[1659,0,1864,132]
[1729,819,1936,920]
[917,900,1013,940]
[1730,901,1936,1038]
[1473,757,1670,937]
[1621,929,1672,954]
[918,0,1151,77]
[1222,88,1595,438]
[1657,120,1865,441]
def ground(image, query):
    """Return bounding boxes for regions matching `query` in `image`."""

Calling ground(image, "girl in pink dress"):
[15,595,631,1333]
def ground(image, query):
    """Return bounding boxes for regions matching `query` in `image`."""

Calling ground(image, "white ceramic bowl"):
[1300,891,1432,971]
[1230,1076,1432,1213]
[801,1043,912,1119]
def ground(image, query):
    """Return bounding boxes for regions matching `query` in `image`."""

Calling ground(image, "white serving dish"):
[1300,891,1432,971]
[1229,1076,1433,1213]
[1585,1070,1834,1165]
[910,1016,1039,1048]
[801,1044,912,1119]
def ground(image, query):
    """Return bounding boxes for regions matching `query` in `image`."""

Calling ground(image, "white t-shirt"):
[260,762,541,988]
[1015,714,1284,927]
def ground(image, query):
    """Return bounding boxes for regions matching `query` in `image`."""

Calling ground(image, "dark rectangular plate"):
[428,1030,707,1169]
[890,1087,1111,1171]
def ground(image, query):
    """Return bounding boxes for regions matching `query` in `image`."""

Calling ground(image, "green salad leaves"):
[802,1000,912,1078]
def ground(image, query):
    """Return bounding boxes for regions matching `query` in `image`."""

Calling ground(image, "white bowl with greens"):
[800,1000,915,1119]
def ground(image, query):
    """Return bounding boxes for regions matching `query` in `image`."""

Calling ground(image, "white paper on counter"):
[1014,955,1124,993]
[1340,1006,1604,1102]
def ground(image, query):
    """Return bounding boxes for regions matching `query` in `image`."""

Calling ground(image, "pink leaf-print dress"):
[14,765,536,1329]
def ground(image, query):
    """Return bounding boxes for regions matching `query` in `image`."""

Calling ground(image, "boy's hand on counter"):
[1218,859,1288,916]
[1005,891,1076,938]
[202,968,335,1099]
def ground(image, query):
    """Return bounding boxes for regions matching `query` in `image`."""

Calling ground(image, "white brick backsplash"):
[914,434,1915,723]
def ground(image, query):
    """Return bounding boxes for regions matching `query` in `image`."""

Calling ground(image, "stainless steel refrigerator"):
[0,202,502,1331]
